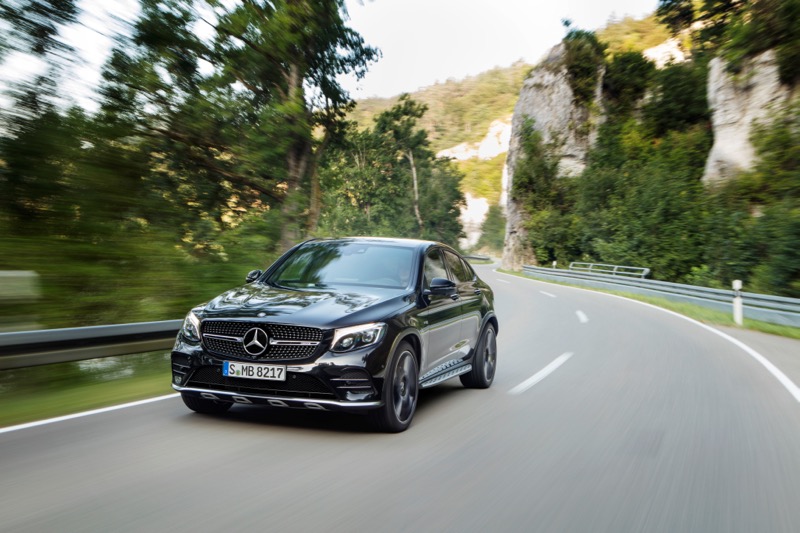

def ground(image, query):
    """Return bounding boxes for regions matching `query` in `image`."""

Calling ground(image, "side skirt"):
[419,362,472,389]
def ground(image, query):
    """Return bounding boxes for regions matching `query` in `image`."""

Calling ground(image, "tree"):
[374,94,429,233]
[318,96,464,246]
[655,0,694,34]
[101,0,378,250]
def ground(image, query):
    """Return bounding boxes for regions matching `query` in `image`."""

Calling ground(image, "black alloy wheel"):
[370,341,419,433]
[181,393,232,415]
[460,323,497,389]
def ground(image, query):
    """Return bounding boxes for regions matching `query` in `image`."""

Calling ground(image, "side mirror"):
[245,269,263,283]
[427,277,456,296]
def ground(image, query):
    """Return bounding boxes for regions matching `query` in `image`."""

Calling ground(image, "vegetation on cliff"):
[512,1,800,296]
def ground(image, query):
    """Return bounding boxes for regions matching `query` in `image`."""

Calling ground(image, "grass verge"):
[0,352,174,429]
[499,269,800,341]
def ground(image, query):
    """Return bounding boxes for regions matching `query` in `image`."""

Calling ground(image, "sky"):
[341,0,659,99]
[1,0,659,111]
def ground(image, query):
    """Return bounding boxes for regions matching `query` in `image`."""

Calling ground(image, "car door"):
[443,250,482,356]
[416,247,464,377]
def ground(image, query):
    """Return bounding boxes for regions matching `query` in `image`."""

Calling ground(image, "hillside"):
[349,62,530,154]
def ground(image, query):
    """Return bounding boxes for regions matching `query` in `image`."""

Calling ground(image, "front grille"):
[202,321,322,341]
[185,366,335,399]
[200,320,324,361]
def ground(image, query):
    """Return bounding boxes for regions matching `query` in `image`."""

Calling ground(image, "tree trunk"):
[279,62,308,251]
[406,150,423,233]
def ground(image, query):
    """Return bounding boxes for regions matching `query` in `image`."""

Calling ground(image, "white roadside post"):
[733,279,743,326]
[552,261,557,269]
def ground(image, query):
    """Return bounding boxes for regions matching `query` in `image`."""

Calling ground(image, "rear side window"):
[443,251,471,283]
[423,248,448,288]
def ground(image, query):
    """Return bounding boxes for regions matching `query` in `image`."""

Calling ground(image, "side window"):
[444,251,470,283]
[423,248,448,288]
[461,258,476,281]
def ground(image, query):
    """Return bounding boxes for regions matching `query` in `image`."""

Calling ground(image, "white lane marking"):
[576,310,589,323]
[0,393,180,435]
[495,269,800,404]
[540,291,557,298]
[509,353,574,395]
[495,279,511,284]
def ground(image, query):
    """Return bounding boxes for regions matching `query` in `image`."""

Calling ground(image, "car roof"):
[304,236,454,252]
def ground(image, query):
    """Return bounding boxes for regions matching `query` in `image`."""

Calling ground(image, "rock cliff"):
[502,44,602,270]
[703,50,792,184]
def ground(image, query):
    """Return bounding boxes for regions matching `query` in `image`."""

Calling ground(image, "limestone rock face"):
[703,50,791,184]
[643,37,686,68]
[436,119,511,161]
[502,44,601,269]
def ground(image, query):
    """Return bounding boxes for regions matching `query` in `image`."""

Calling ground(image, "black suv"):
[172,237,498,432]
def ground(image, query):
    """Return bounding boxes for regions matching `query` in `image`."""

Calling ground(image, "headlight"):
[331,323,386,353]
[181,310,202,343]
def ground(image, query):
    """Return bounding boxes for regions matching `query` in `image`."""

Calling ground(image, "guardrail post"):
[733,280,743,326]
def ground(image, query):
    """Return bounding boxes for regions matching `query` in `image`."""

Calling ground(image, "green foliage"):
[475,205,506,254]
[511,120,562,212]
[580,126,712,281]
[657,0,800,85]
[599,15,672,55]
[317,96,465,246]
[101,0,379,248]
[643,61,710,136]
[603,51,656,113]
[736,98,800,203]
[562,26,607,105]
[722,0,800,85]
[512,119,580,263]
[457,154,505,205]
[655,0,694,35]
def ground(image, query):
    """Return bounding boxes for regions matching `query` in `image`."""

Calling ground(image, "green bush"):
[563,28,607,105]
[643,62,710,136]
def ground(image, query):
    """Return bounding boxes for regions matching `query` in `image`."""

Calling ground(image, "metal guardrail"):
[569,262,650,278]
[0,320,181,370]
[463,254,492,262]
[522,265,800,328]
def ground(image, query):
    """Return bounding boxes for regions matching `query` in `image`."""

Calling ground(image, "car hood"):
[199,282,410,327]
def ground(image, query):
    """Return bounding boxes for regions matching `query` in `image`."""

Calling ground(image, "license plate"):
[223,361,286,381]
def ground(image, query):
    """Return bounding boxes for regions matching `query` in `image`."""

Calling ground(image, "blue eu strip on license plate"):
[223,361,286,381]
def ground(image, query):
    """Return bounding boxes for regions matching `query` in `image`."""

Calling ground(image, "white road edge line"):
[540,291,557,298]
[0,393,181,435]
[495,279,511,284]
[495,269,800,404]
[576,310,589,323]
[509,352,574,395]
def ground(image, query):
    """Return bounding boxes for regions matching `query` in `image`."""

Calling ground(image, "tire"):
[369,341,419,433]
[460,323,496,389]
[181,393,232,415]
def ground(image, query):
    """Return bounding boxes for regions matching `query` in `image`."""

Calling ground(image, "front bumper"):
[173,384,382,411]
[171,341,385,411]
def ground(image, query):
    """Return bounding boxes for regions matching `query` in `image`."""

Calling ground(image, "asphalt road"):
[2,266,800,533]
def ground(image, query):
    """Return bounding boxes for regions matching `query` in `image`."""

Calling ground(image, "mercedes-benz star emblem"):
[242,327,268,356]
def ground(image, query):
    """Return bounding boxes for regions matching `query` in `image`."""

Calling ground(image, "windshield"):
[267,241,416,290]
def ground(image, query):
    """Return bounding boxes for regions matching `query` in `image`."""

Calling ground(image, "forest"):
[0,0,465,328]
